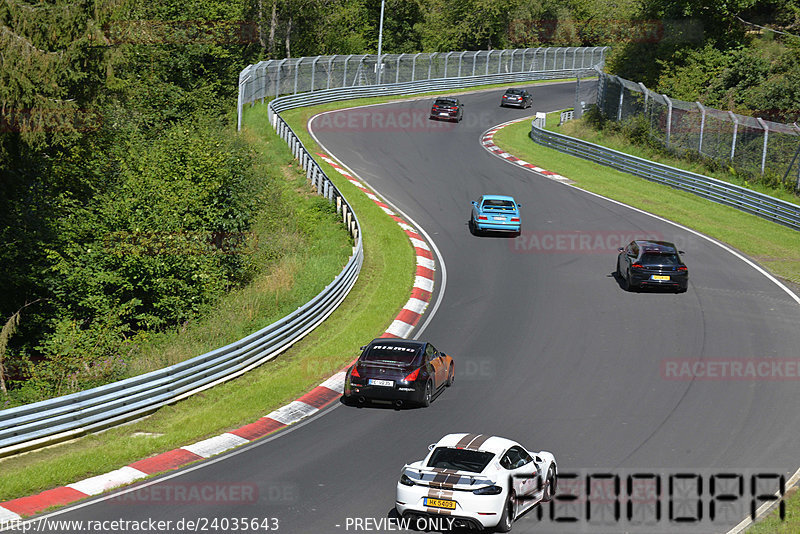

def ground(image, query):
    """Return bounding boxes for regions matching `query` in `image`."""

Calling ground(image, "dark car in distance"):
[344,338,454,408]
[617,240,688,292]
[500,88,532,108]
[430,97,463,122]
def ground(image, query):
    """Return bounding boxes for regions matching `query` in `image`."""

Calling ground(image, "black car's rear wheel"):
[420,380,433,407]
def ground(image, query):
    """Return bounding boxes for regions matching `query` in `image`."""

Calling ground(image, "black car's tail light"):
[678,265,687,271]
[400,474,416,486]
[351,366,361,378]
[403,367,420,382]
[473,485,502,495]
[632,263,644,269]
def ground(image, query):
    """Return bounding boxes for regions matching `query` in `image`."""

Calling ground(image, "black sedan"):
[617,240,688,292]
[344,338,454,408]
[429,97,463,122]
[500,88,532,108]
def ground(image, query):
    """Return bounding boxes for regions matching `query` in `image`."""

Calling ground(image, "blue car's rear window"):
[483,199,515,210]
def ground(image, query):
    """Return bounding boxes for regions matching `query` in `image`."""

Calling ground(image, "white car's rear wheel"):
[495,491,515,532]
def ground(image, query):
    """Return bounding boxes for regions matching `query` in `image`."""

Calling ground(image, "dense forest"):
[1,0,799,405]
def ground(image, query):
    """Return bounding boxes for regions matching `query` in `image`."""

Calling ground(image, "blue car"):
[470,195,521,236]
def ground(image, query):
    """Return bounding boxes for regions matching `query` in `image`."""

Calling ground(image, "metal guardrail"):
[0,120,364,461]
[530,122,800,231]
[0,59,603,458]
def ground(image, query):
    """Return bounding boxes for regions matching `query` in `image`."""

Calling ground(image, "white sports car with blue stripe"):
[395,433,557,532]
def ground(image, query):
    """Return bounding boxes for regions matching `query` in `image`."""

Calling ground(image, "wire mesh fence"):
[239,47,608,107]
[597,73,800,189]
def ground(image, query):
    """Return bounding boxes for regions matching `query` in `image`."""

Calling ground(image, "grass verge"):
[492,113,800,533]
[551,111,800,205]
[494,113,800,287]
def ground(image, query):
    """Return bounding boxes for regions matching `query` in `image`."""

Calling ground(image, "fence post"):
[486,50,491,75]
[458,51,467,77]
[696,102,706,154]
[428,53,435,80]
[638,82,648,115]
[327,56,335,89]
[412,53,421,81]
[293,58,301,94]
[510,49,516,72]
[728,111,739,161]
[310,57,320,92]
[757,117,769,176]
[444,52,453,77]
[343,55,353,86]
[663,95,673,146]
[496,50,503,74]
[543,48,549,71]
[396,54,403,83]
[614,76,624,121]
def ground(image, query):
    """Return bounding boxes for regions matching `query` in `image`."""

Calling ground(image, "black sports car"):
[344,338,454,408]
[429,97,463,122]
[500,88,532,108]
[617,240,688,292]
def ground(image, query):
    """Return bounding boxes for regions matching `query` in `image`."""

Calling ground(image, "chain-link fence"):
[597,73,800,189]
[239,47,608,125]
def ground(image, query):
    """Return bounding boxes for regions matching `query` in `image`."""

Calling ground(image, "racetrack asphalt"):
[41,82,800,534]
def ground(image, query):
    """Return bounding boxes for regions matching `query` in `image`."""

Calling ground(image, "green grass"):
[0,78,579,506]
[493,114,800,287]
[748,487,800,533]
[551,112,800,205]
[492,113,800,533]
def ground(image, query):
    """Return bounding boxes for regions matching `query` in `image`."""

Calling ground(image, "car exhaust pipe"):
[357,396,366,404]
[394,400,403,409]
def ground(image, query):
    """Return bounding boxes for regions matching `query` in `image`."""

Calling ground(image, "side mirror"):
[517,203,522,207]
[428,443,437,451]
[535,455,542,463]
[618,247,624,253]
[679,250,686,254]
[359,345,367,350]
[471,201,477,206]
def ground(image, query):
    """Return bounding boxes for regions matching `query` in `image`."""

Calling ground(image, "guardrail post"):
[336,195,342,215]
[728,111,739,161]
[757,118,769,176]
[697,102,706,154]
[663,95,673,146]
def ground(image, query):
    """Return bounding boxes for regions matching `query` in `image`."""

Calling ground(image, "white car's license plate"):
[368,379,394,387]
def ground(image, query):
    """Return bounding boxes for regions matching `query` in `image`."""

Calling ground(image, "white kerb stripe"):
[417,256,435,270]
[386,320,414,338]
[414,276,435,293]
[0,506,21,522]
[398,222,414,232]
[403,298,429,315]
[319,371,347,394]
[409,238,430,251]
[67,466,148,496]
[366,193,380,202]
[182,433,249,459]
[380,206,395,216]
[266,401,319,425]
